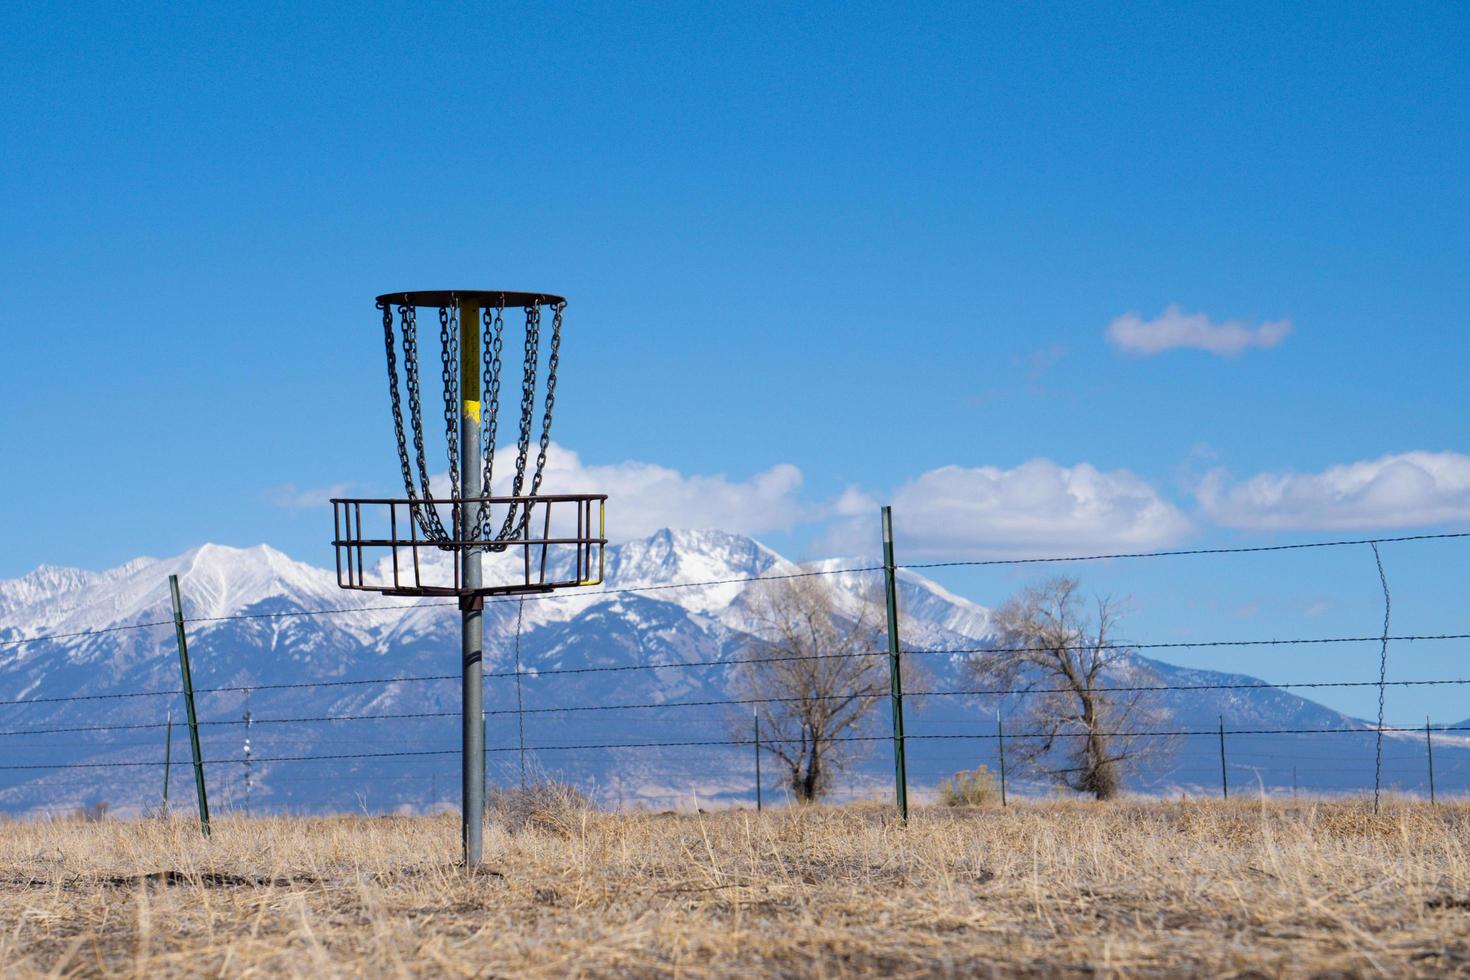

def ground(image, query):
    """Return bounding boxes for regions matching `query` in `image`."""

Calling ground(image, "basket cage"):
[332,493,607,598]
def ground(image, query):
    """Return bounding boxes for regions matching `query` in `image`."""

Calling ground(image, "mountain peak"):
[0,564,100,618]
[165,543,344,620]
[612,528,782,580]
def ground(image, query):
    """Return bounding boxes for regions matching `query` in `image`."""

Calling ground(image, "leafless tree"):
[729,577,912,802]
[965,576,1170,800]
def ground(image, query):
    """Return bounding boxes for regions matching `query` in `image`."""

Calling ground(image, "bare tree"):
[965,576,1170,800]
[730,577,894,803]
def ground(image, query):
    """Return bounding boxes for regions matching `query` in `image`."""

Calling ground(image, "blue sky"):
[2,2,1467,720]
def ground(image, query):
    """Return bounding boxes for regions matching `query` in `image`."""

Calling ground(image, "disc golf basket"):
[329,290,607,867]
[333,291,606,598]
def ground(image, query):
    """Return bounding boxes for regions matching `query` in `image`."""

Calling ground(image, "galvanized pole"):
[1426,716,1437,805]
[168,575,210,837]
[458,299,485,867]
[997,713,1007,807]
[161,709,172,816]
[754,711,763,812]
[242,690,252,818]
[880,506,909,822]
[1218,715,1228,800]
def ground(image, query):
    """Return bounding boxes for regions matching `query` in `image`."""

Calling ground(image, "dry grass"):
[2,798,1470,977]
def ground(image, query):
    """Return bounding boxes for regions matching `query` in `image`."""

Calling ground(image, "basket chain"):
[494,302,542,543]
[439,305,461,541]
[476,299,507,546]
[400,304,450,542]
[377,295,562,551]
[529,302,563,499]
[380,302,419,528]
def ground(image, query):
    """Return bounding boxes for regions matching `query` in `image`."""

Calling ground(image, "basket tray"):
[376,290,567,309]
[331,494,606,598]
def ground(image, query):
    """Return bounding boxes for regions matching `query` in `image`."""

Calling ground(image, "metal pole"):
[242,690,252,818]
[458,299,485,867]
[514,598,527,789]
[168,575,210,837]
[754,711,763,812]
[880,506,909,822]
[997,712,1007,807]
[161,709,172,816]
[1426,716,1436,805]
[1218,715,1228,800]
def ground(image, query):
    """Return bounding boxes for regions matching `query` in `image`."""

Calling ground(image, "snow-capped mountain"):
[0,530,1453,816]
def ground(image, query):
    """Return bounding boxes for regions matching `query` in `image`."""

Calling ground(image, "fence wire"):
[1,526,1467,808]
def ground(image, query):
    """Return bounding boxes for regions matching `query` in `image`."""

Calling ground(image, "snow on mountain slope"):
[805,558,993,645]
[0,545,388,641]
[0,530,972,654]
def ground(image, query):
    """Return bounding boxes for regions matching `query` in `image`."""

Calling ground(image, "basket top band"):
[377,290,567,309]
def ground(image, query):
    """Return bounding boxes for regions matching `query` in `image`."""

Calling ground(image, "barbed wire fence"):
[0,529,1466,820]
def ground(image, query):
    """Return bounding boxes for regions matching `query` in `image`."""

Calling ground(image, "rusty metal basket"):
[331,493,606,598]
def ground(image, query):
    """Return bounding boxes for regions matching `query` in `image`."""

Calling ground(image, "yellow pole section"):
[459,300,481,424]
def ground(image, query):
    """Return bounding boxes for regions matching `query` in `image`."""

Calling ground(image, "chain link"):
[476,299,507,544]
[439,306,461,521]
[528,301,563,498]
[400,305,449,541]
[496,302,542,542]
[381,302,417,512]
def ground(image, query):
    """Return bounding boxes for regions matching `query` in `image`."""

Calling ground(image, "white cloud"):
[1107,304,1291,357]
[833,486,877,517]
[819,459,1192,560]
[266,482,354,510]
[1196,451,1470,531]
[492,444,811,542]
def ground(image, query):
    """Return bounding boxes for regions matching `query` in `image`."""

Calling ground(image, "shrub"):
[72,800,111,822]
[937,766,1002,807]
[488,781,595,836]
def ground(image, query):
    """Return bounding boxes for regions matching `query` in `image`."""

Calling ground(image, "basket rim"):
[331,492,606,505]
[376,290,567,309]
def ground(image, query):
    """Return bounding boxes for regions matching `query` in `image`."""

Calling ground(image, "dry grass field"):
[2,797,1469,977]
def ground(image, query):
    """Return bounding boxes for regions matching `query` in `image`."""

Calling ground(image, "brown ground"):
[1,799,1468,977]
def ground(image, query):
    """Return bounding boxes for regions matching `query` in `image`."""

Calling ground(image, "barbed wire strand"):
[6,676,1470,737]
[4,723,1468,771]
[900,530,1470,570]
[4,676,1470,737]
[480,632,1470,681]
[5,528,1465,652]
[4,631,1469,709]
[5,674,1470,738]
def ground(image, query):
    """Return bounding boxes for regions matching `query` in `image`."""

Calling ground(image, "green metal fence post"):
[997,713,1007,807]
[880,506,909,822]
[1218,715,1228,800]
[1426,716,1437,805]
[169,575,210,837]
[754,711,763,812]
[161,709,172,816]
